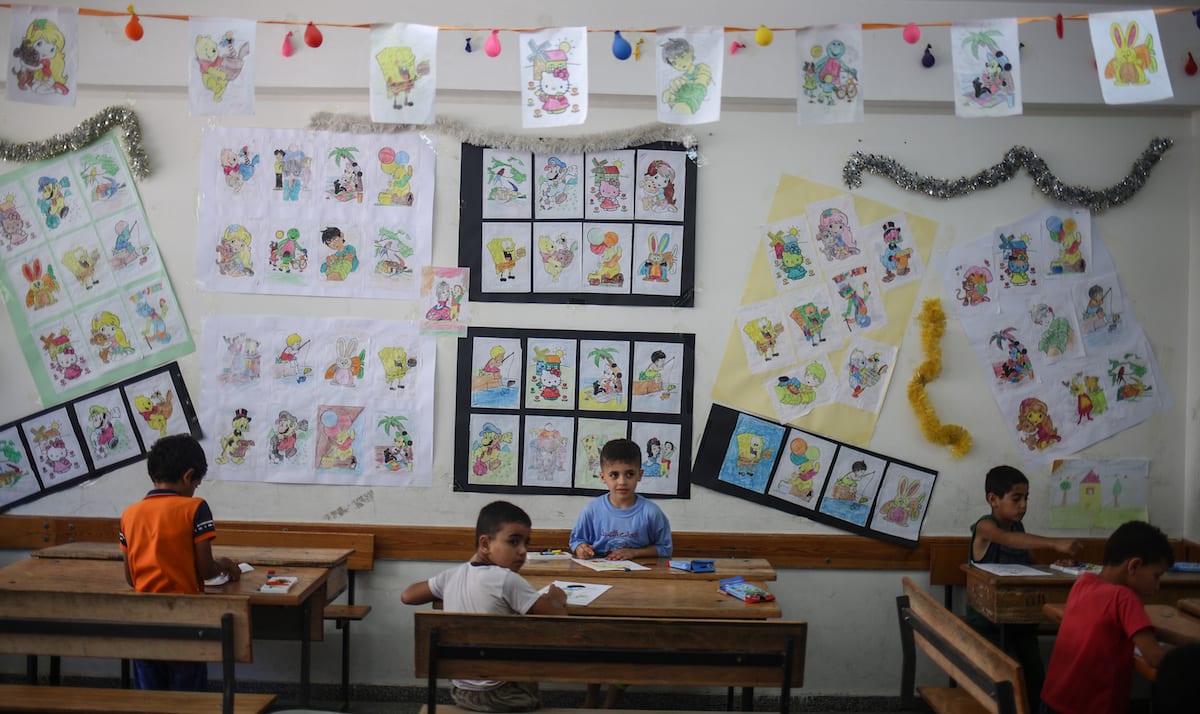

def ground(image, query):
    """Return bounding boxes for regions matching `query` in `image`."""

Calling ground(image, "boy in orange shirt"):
[1041,520,1173,714]
[119,434,240,691]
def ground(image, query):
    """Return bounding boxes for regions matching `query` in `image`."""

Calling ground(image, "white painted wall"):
[0,0,1196,695]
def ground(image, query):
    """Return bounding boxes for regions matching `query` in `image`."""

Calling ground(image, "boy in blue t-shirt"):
[967,465,1082,711]
[570,438,672,707]
[570,438,672,561]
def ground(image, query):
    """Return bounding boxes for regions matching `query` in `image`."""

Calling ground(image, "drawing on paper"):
[1062,372,1109,425]
[377,346,418,391]
[1051,459,1149,528]
[660,37,713,115]
[268,227,308,274]
[131,387,174,437]
[776,435,823,503]
[326,146,364,204]
[1046,214,1086,274]
[584,226,624,287]
[588,156,629,214]
[0,193,35,251]
[215,407,257,465]
[1107,352,1154,402]
[84,404,132,459]
[579,342,628,411]
[40,328,91,387]
[11,16,70,97]
[272,332,315,384]
[0,435,33,489]
[29,421,80,478]
[215,224,254,277]
[769,224,815,286]
[267,410,310,465]
[193,29,250,103]
[374,414,414,472]
[217,145,260,194]
[877,220,913,283]
[832,266,872,331]
[21,258,60,310]
[637,231,677,283]
[375,46,431,110]
[1016,397,1062,451]
[108,219,150,271]
[959,29,1016,109]
[217,332,262,387]
[79,152,126,204]
[315,405,364,471]
[471,420,515,479]
[325,337,366,388]
[717,414,784,494]
[525,40,577,118]
[954,261,993,307]
[988,327,1034,384]
[1103,22,1157,86]
[817,450,885,527]
[319,226,359,282]
[997,231,1035,288]
[377,146,416,206]
[803,39,859,106]
[877,475,927,527]
[373,227,415,277]
[471,339,521,409]
[536,229,577,283]
[536,156,580,213]
[1030,303,1075,358]
[526,421,570,481]
[815,208,859,261]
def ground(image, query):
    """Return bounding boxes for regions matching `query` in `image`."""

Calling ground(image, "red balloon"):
[125,16,144,42]
[1187,52,1198,77]
[378,147,396,165]
[281,31,295,58]
[304,22,323,48]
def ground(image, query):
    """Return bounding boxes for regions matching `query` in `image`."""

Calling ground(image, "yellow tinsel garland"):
[907,298,973,458]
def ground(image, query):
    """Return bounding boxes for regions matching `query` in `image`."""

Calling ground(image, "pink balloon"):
[902,23,921,44]
[484,30,501,57]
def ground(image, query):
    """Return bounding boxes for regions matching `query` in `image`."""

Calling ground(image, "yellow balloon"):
[755,25,774,47]
[811,45,823,59]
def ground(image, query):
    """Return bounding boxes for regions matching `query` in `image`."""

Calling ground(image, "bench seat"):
[324,603,372,622]
[0,683,276,713]
[918,685,992,714]
[419,708,723,714]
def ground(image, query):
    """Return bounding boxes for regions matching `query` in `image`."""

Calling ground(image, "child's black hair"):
[985,465,1029,498]
[321,226,344,246]
[146,434,207,484]
[650,350,667,363]
[600,438,641,466]
[1102,520,1174,567]
[475,500,531,541]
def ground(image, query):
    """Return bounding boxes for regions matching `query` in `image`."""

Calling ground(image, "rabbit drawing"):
[325,336,362,386]
[23,258,59,310]
[1104,21,1156,86]
[879,476,926,527]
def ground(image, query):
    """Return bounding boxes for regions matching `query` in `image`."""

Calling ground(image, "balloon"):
[484,30,501,58]
[321,410,338,428]
[903,23,921,44]
[755,25,774,47]
[791,438,808,456]
[612,31,632,60]
[604,231,618,246]
[1045,216,1062,235]
[378,147,396,164]
[125,8,144,42]
[304,22,323,48]
[281,31,295,58]
[921,45,936,68]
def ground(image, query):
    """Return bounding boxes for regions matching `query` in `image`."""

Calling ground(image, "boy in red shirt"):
[1040,520,1173,714]
[119,434,241,691]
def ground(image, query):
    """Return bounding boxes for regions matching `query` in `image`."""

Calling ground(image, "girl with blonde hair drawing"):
[90,311,134,363]
[23,18,69,95]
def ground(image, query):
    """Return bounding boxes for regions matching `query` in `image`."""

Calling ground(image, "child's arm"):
[194,539,240,582]
[527,583,567,615]
[604,545,660,561]
[974,519,1082,560]
[1132,627,1168,668]
[569,511,594,559]
[401,580,435,605]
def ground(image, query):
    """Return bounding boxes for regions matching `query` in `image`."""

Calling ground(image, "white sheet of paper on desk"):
[571,558,650,572]
[204,573,229,586]
[972,563,1054,577]
[238,562,254,572]
[539,580,613,606]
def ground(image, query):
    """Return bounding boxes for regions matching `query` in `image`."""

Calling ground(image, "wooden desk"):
[523,575,781,620]
[1042,602,1200,647]
[963,564,1200,624]
[32,540,353,603]
[1,556,330,707]
[1178,598,1200,619]
[521,557,776,581]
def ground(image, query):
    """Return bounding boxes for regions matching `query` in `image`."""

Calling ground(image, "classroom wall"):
[1,0,1197,695]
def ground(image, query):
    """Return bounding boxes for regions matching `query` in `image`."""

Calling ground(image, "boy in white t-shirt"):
[402,501,566,712]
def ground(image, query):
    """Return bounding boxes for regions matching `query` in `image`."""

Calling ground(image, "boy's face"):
[1126,558,1168,599]
[987,482,1029,524]
[600,459,642,507]
[479,521,531,573]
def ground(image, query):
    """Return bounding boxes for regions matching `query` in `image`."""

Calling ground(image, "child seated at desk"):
[402,501,567,712]
[966,465,1082,710]
[1041,520,1173,714]
[118,434,241,692]
[569,438,672,708]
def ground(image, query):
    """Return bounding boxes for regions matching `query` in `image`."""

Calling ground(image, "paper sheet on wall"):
[196,126,435,299]
[199,315,436,486]
[795,24,864,125]
[6,5,78,107]
[188,17,256,116]
[656,26,723,125]
[951,18,1022,118]
[0,132,194,405]
[1049,458,1149,529]
[1087,9,1172,105]
[942,211,1168,465]
[712,176,937,445]
[370,23,438,125]
[520,27,588,128]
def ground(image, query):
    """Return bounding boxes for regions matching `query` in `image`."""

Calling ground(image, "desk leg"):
[25,655,36,684]
[300,598,312,707]
[740,686,754,711]
[49,655,60,685]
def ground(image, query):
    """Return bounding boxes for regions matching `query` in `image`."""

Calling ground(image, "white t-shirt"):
[428,561,542,690]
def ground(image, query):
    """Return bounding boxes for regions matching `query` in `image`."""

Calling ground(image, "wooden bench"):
[217,528,375,710]
[0,588,276,714]
[413,610,807,714]
[897,577,1029,714]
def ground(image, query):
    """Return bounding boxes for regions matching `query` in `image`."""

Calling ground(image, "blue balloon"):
[321,410,338,428]
[612,31,632,61]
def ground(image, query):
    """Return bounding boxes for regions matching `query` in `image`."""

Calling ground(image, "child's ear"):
[478,534,491,553]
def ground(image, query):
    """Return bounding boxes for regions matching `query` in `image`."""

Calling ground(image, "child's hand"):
[606,548,635,561]
[546,583,567,607]
[1056,539,1083,559]
[217,557,240,582]
[574,544,595,559]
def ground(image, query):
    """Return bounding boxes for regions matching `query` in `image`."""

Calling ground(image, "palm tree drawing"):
[587,345,618,369]
[960,29,1003,59]
[377,414,409,440]
[328,146,360,166]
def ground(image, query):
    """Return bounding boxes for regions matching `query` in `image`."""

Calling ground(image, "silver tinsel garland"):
[0,106,150,179]
[843,138,1172,213]
[309,112,698,154]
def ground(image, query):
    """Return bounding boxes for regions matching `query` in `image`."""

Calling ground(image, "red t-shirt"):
[1041,573,1153,714]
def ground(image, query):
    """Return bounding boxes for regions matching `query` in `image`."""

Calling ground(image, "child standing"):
[570,438,672,707]
[402,501,567,713]
[965,465,1082,710]
[1041,520,1174,714]
[119,434,241,691]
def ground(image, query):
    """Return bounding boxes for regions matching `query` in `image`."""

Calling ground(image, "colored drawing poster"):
[0,132,194,405]
[712,177,937,446]
[199,315,436,486]
[520,27,588,128]
[370,23,438,124]
[187,17,256,116]
[455,327,694,498]
[1049,458,1149,529]
[951,18,1022,118]
[0,424,40,510]
[656,26,723,125]
[693,403,938,545]
[1088,9,1172,105]
[795,24,863,125]
[6,5,78,107]
[420,266,468,336]
[946,213,1167,466]
[196,126,435,300]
